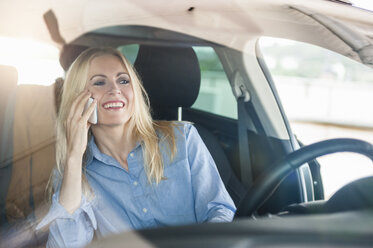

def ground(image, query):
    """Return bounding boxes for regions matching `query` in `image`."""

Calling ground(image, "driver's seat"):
[134,45,246,206]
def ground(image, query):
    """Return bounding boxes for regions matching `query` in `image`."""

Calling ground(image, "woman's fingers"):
[74,93,94,120]
[67,90,91,121]
[64,90,96,160]
[81,98,97,123]
[70,90,89,113]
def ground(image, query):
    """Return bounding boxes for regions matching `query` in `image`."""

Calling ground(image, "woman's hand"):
[59,90,97,213]
[65,90,97,160]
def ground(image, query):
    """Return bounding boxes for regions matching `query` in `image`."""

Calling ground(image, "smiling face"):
[86,54,134,126]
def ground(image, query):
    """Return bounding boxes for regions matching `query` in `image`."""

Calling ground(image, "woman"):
[37,47,235,247]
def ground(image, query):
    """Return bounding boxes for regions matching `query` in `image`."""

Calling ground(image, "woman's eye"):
[119,79,130,85]
[93,81,105,86]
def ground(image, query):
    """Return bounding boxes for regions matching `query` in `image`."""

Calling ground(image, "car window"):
[192,47,237,119]
[118,44,139,65]
[0,37,63,85]
[259,37,373,199]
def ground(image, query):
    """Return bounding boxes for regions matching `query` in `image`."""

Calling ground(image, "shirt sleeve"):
[184,123,236,223]
[36,176,97,248]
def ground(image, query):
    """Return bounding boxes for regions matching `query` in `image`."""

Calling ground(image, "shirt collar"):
[85,136,142,168]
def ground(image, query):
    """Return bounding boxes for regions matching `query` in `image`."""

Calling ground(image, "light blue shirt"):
[37,122,236,247]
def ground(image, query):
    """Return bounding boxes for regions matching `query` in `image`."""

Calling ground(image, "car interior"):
[1,22,373,247]
[58,26,311,214]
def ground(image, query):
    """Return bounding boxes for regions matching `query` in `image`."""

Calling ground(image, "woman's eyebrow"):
[90,74,106,80]
[90,72,129,80]
[117,72,129,77]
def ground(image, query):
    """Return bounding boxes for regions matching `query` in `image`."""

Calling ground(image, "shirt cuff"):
[207,208,235,223]
[36,193,97,230]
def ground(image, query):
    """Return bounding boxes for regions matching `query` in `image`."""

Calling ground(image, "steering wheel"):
[235,138,373,217]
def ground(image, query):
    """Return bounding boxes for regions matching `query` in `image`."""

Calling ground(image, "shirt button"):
[133,181,138,186]
[143,208,148,213]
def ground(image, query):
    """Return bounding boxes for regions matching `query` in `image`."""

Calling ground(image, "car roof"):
[1,0,373,57]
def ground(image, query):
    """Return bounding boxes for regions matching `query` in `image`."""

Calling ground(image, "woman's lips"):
[102,100,125,109]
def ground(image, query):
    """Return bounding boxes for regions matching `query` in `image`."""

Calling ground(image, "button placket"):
[127,146,152,220]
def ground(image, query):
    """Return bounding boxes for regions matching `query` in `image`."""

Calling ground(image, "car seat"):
[134,45,246,206]
[0,65,18,225]
[0,65,57,247]
[0,65,57,226]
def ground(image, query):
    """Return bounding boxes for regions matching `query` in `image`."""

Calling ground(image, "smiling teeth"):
[104,102,124,109]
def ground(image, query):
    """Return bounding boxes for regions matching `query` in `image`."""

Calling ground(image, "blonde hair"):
[48,47,176,201]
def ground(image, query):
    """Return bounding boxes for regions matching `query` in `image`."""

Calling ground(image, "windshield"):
[259,37,373,199]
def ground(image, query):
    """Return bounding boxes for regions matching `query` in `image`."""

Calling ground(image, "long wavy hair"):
[47,47,176,201]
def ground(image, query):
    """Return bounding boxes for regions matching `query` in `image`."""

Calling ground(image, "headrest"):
[134,45,201,110]
[59,44,89,71]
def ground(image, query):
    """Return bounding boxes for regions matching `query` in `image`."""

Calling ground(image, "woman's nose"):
[108,82,121,94]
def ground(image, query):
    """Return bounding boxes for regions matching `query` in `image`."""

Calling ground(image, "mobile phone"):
[84,97,98,124]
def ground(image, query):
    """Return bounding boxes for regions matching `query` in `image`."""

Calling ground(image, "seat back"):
[7,84,56,222]
[134,45,245,206]
[0,65,18,225]
[0,65,57,225]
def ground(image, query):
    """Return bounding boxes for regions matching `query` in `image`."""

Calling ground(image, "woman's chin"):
[94,118,130,127]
